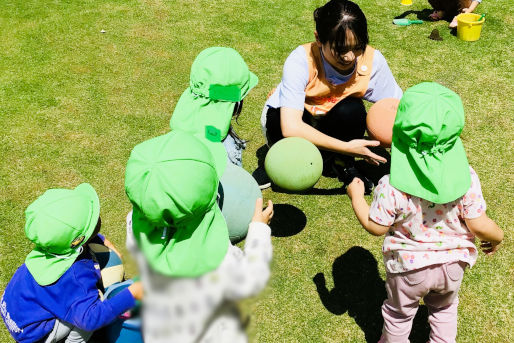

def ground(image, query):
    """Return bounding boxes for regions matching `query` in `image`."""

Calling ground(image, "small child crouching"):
[1,183,143,343]
[124,131,274,343]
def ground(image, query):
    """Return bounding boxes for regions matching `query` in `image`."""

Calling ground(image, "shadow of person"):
[269,204,307,237]
[394,9,435,21]
[313,246,430,342]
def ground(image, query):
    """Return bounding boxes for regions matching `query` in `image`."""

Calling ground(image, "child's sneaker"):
[252,166,271,190]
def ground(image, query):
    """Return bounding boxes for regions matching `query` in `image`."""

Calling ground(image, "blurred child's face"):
[316,29,363,74]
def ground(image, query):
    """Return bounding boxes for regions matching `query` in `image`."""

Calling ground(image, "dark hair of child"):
[228,100,246,144]
[313,0,369,56]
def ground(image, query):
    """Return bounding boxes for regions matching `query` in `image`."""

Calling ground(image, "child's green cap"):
[390,82,471,204]
[24,183,100,285]
[124,131,229,277]
[170,47,258,177]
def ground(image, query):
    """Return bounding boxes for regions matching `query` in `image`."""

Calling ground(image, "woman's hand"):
[252,198,274,225]
[345,139,387,165]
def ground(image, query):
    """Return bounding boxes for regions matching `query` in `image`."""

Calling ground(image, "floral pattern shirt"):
[125,212,272,343]
[370,167,485,273]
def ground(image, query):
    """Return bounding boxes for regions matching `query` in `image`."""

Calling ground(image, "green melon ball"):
[265,137,323,191]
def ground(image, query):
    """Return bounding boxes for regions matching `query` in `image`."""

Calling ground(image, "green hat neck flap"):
[125,131,229,277]
[170,47,258,176]
[390,82,471,204]
[24,183,100,285]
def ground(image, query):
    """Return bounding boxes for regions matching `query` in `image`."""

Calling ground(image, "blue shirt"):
[1,240,135,343]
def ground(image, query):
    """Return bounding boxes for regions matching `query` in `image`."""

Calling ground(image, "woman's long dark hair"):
[314,0,369,55]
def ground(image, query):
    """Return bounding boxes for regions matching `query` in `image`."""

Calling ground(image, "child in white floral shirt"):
[124,131,273,343]
[347,82,503,343]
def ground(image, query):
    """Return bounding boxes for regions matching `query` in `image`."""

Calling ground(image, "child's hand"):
[347,178,365,200]
[252,198,274,225]
[480,240,501,256]
[128,281,144,301]
[103,237,123,259]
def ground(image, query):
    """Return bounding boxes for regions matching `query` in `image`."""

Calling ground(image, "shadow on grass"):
[256,144,269,167]
[269,203,307,237]
[355,146,391,186]
[394,8,437,21]
[313,246,430,343]
[270,184,346,195]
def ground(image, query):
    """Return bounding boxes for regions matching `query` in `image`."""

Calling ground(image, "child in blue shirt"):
[1,183,143,343]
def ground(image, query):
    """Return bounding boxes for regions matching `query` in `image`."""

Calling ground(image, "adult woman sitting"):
[261,0,402,193]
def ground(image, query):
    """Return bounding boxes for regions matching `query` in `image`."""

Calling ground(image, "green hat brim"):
[244,71,258,99]
[170,90,233,143]
[25,248,80,286]
[25,183,100,286]
[170,70,257,158]
[193,133,228,178]
[390,137,471,204]
[131,203,229,277]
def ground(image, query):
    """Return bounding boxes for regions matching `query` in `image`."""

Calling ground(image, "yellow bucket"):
[400,0,413,5]
[456,13,485,41]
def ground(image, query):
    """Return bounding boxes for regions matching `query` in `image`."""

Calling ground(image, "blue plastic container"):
[104,280,143,343]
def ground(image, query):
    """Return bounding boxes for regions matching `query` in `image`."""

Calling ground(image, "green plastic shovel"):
[393,18,423,26]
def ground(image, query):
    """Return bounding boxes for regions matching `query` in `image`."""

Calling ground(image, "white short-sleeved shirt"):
[265,45,403,112]
[126,212,273,343]
[369,167,485,274]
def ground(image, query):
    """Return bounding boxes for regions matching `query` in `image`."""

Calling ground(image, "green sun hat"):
[170,47,258,177]
[390,82,470,204]
[124,130,229,277]
[24,183,100,286]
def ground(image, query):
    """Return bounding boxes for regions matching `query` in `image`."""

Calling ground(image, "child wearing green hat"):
[1,183,143,343]
[170,46,258,173]
[347,82,503,342]
[124,130,273,343]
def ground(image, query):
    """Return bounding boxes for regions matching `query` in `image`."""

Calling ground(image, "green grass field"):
[0,0,512,342]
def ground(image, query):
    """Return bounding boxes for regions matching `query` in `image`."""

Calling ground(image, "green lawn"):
[1,0,512,342]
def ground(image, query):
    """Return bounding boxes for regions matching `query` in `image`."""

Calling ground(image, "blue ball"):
[219,163,262,243]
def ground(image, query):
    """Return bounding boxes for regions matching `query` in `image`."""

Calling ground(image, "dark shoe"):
[252,166,271,190]
[333,164,374,195]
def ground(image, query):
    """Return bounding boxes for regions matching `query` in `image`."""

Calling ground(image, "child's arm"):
[224,198,273,300]
[103,237,123,259]
[465,213,503,255]
[128,281,144,300]
[347,178,390,236]
[45,262,138,333]
[462,0,481,13]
